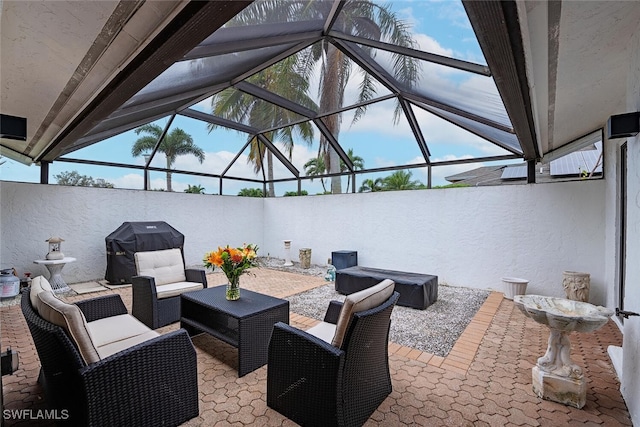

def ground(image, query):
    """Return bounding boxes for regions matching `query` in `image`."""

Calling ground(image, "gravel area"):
[282,264,491,357]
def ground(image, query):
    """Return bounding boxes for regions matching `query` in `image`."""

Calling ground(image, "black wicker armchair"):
[267,281,400,427]
[21,288,199,427]
[132,248,207,329]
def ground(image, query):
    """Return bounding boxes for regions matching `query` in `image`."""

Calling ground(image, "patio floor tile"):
[0,268,631,426]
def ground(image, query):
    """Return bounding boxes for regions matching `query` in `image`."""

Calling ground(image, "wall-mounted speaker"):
[0,114,27,141]
[607,112,640,139]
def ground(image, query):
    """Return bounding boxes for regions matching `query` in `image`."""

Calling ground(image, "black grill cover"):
[105,221,184,284]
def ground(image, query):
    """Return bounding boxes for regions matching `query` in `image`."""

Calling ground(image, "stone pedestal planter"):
[502,277,529,300]
[562,271,590,302]
[299,248,311,269]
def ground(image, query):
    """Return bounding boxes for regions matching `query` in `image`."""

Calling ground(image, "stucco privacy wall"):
[263,180,607,303]
[1,178,606,303]
[619,20,640,425]
[0,182,264,282]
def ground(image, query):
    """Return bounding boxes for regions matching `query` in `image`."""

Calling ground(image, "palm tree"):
[237,188,265,197]
[220,1,419,194]
[184,184,205,194]
[382,170,421,191]
[132,124,204,192]
[302,1,419,194]
[358,177,384,193]
[209,57,316,197]
[340,148,364,191]
[304,155,327,193]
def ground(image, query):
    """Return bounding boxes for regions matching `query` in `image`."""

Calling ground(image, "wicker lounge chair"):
[267,280,399,427]
[132,248,207,329]
[21,282,199,427]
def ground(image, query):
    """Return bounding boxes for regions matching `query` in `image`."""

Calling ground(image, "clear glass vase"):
[226,275,240,300]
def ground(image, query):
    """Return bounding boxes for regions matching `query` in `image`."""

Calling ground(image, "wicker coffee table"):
[180,286,289,376]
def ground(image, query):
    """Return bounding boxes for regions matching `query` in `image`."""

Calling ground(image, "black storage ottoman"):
[335,266,438,310]
[331,250,358,270]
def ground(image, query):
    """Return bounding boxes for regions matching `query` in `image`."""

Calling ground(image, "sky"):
[0,0,524,196]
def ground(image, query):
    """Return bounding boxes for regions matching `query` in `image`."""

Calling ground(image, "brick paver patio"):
[1,268,631,426]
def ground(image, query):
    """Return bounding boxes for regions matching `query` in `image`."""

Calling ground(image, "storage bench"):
[335,266,438,310]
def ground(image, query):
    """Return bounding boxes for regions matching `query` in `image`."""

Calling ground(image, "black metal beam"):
[527,159,536,184]
[257,134,299,177]
[183,29,322,60]
[180,108,258,134]
[403,93,514,134]
[235,81,317,118]
[332,38,401,95]
[324,1,345,34]
[38,1,253,162]
[313,118,353,172]
[221,140,252,177]
[411,101,523,156]
[258,93,396,134]
[462,0,540,160]
[400,99,430,162]
[328,31,491,76]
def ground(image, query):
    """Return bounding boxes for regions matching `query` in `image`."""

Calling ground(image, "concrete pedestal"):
[283,240,293,267]
[532,365,586,409]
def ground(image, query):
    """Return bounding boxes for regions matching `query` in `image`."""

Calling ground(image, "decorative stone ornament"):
[299,248,312,269]
[45,236,65,260]
[562,271,590,302]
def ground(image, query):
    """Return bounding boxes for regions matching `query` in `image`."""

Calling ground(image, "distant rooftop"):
[445,148,602,187]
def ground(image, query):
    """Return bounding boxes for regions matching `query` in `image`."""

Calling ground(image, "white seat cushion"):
[87,314,153,348]
[134,248,186,286]
[96,330,160,359]
[331,279,395,348]
[305,321,336,344]
[156,281,204,299]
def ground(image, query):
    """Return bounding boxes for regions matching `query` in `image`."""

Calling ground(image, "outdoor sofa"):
[21,276,199,427]
[132,248,207,329]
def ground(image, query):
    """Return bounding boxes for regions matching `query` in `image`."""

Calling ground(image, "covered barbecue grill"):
[105,221,184,284]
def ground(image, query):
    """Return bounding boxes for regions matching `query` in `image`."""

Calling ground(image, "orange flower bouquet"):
[203,244,259,300]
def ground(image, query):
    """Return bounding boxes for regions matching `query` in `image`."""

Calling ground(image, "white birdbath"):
[514,295,614,409]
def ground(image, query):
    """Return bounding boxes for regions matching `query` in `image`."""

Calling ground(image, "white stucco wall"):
[264,181,607,302]
[0,182,264,282]
[1,179,607,303]
[620,20,640,424]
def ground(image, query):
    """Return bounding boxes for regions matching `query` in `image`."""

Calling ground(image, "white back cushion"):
[331,279,395,348]
[134,248,186,286]
[29,276,53,313]
[37,291,100,364]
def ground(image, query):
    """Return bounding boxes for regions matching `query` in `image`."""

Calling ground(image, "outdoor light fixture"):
[607,112,640,139]
[0,114,27,141]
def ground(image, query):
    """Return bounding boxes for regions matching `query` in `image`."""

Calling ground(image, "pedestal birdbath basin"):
[513,295,614,408]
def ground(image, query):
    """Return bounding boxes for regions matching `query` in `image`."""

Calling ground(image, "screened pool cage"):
[51,0,535,196]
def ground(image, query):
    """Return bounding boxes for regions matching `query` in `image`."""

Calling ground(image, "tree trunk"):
[267,151,275,197]
[320,44,343,194]
[166,157,172,192]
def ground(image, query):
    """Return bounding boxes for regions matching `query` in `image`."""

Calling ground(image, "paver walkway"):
[0,268,631,426]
